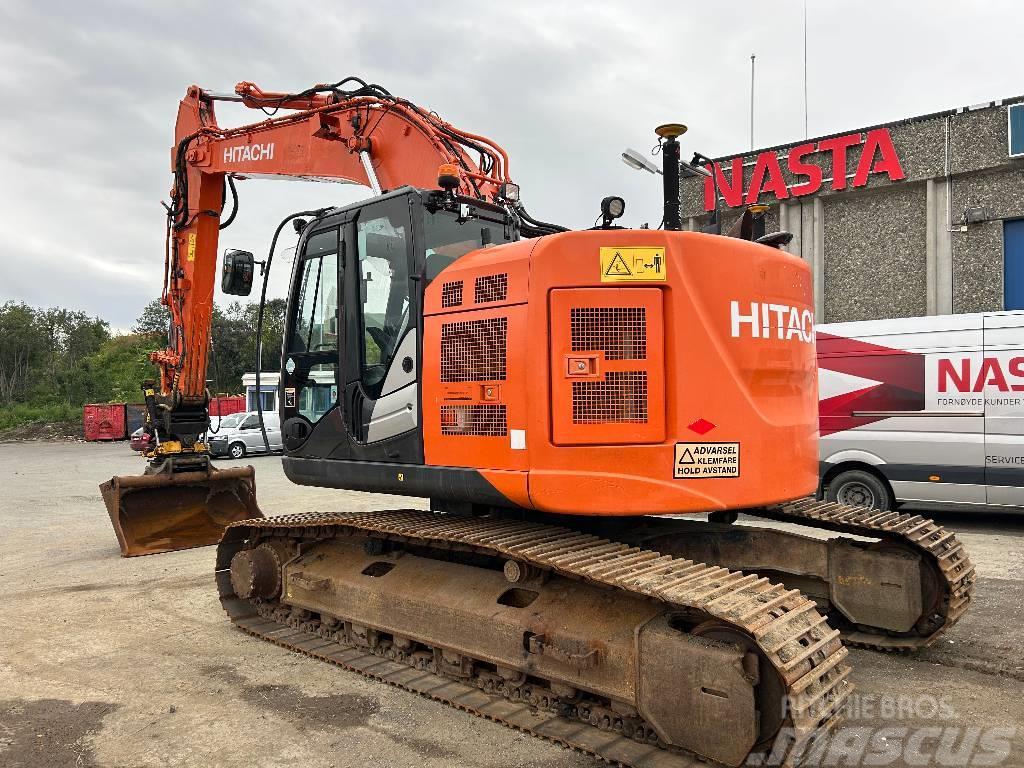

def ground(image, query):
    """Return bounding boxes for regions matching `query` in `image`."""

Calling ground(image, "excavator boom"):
[103,78,519,556]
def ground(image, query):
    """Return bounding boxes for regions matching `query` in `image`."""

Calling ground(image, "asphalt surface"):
[2,441,1023,768]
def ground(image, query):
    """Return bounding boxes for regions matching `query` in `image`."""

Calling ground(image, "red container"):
[83,403,127,441]
[210,395,245,417]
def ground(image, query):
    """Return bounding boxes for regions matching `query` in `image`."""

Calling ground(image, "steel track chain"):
[217,510,854,767]
[752,499,976,651]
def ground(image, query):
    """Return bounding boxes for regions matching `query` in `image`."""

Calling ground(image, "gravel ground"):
[2,441,1023,768]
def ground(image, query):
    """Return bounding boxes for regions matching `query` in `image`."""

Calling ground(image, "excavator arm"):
[102,78,519,556]
[159,80,514,424]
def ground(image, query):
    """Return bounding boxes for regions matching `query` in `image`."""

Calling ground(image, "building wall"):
[681,97,1024,323]
[822,183,928,322]
[951,167,1024,312]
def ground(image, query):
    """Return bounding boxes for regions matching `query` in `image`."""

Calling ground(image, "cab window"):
[291,229,339,353]
[287,227,340,425]
[357,213,409,398]
[423,209,512,281]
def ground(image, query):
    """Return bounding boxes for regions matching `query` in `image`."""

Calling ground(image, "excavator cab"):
[278,186,515,464]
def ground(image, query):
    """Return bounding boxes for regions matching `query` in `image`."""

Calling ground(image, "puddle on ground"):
[201,664,381,729]
[0,698,117,768]
[200,662,461,759]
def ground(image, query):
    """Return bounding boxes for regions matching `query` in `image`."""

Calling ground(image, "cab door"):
[341,194,423,463]
[280,225,344,455]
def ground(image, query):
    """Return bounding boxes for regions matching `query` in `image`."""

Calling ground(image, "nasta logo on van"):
[938,357,1024,393]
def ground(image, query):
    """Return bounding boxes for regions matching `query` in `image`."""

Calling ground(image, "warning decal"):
[674,442,740,478]
[599,247,667,282]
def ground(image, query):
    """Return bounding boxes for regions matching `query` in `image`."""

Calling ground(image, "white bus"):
[817,311,1024,511]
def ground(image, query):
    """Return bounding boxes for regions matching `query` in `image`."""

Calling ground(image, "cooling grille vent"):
[441,404,508,436]
[570,307,647,360]
[440,317,507,382]
[474,273,508,304]
[441,280,463,308]
[572,371,648,424]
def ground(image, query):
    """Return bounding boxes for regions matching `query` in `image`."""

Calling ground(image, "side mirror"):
[222,250,255,296]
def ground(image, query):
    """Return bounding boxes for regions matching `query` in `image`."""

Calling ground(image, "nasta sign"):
[703,128,905,211]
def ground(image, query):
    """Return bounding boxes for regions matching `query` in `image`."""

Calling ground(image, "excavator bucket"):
[100,465,263,557]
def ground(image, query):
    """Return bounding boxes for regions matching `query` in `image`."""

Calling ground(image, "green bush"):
[0,402,79,432]
[0,298,285,433]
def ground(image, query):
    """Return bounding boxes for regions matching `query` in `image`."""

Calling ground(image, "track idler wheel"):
[229,544,282,599]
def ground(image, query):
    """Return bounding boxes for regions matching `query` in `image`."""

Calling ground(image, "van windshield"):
[217,413,244,429]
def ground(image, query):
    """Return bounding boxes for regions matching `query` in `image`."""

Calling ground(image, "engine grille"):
[441,281,463,308]
[570,307,647,360]
[572,371,649,424]
[474,273,508,304]
[441,404,508,436]
[440,317,507,382]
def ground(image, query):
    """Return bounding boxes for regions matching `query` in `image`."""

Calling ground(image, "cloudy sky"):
[1,0,1021,329]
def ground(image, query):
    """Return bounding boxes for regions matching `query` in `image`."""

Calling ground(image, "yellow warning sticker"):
[187,233,197,262]
[674,442,740,478]
[599,247,667,282]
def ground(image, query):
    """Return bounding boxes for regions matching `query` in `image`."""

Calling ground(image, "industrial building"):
[680,96,1024,322]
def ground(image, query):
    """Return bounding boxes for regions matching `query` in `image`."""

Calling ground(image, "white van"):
[208,411,283,459]
[817,311,1024,510]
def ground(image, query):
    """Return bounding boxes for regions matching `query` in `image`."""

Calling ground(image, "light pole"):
[621,130,716,233]
[750,53,756,150]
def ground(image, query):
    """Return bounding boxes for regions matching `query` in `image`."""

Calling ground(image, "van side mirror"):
[222,250,255,296]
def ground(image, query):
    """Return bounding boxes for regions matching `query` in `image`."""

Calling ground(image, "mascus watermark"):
[747,694,1016,766]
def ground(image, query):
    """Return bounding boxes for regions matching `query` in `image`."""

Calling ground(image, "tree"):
[0,302,46,404]
[36,308,109,404]
[242,298,287,372]
[206,299,287,393]
[133,298,170,342]
[1,296,284,427]
[77,333,160,403]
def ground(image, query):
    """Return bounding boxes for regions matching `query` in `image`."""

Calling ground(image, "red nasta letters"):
[703,128,905,211]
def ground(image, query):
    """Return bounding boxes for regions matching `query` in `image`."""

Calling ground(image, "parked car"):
[208,411,282,459]
[818,310,1024,510]
[129,427,150,452]
[210,411,246,432]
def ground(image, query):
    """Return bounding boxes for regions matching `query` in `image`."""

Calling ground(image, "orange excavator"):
[101,78,975,766]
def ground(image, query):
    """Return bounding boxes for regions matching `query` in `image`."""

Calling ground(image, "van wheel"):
[826,469,893,510]
[229,442,246,460]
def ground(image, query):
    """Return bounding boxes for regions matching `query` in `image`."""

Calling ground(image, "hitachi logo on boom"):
[730,300,815,343]
[223,143,275,163]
